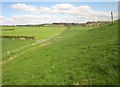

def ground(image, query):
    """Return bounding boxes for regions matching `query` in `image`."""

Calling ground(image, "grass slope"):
[2,22,118,85]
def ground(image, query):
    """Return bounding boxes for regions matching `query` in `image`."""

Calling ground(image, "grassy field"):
[2,21,118,85]
[2,26,65,60]
[2,39,35,60]
[2,26,65,39]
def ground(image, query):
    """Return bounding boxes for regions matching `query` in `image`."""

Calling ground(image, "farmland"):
[1,21,119,85]
[2,26,65,60]
[2,26,65,39]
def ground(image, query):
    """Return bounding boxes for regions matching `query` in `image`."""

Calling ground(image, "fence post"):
[111,12,114,24]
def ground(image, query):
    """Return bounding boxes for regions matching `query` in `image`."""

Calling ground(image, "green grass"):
[2,26,65,60]
[2,26,65,39]
[2,22,118,85]
[2,39,35,60]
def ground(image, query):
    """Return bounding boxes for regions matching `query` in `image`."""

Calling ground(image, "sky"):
[0,2,118,25]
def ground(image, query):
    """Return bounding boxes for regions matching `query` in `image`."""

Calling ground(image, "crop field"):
[1,21,118,85]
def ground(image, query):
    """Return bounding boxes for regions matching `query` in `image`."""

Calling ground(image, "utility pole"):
[111,12,114,24]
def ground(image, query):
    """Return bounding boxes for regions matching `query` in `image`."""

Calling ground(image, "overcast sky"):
[0,2,118,25]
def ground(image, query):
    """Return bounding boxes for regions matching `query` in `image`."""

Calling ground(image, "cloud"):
[0,16,5,22]
[1,3,118,25]
[0,12,118,25]
[52,3,74,10]
[10,3,38,13]
[0,14,84,25]
[38,4,92,15]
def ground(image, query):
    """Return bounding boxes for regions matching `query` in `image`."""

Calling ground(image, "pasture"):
[1,21,118,85]
[2,26,65,60]
[2,39,35,60]
[2,26,65,39]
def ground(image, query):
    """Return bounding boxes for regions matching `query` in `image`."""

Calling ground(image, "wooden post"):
[111,12,114,24]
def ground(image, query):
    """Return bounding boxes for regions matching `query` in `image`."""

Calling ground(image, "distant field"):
[2,21,118,85]
[2,26,65,39]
